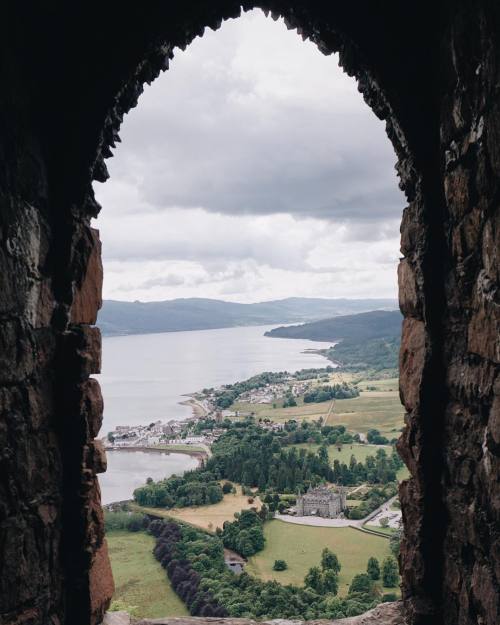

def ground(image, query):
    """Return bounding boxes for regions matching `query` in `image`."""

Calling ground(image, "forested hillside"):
[265,310,402,372]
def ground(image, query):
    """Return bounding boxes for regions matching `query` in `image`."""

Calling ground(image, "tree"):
[283,394,297,408]
[318,445,329,464]
[321,548,341,574]
[273,559,288,571]
[322,569,339,595]
[367,557,380,580]
[390,528,401,557]
[382,556,399,587]
[304,566,323,593]
[348,573,373,595]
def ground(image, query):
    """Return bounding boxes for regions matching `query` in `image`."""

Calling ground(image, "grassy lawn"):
[246,520,395,597]
[397,465,410,481]
[107,531,188,618]
[156,443,205,453]
[292,442,392,464]
[346,499,363,508]
[363,524,396,536]
[356,377,399,392]
[132,485,261,532]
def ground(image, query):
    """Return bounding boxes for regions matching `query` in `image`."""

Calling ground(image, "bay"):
[99,450,198,504]
[97,324,332,503]
[97,324,332,433]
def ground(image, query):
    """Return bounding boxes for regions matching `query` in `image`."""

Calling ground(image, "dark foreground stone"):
[102,602,404,625]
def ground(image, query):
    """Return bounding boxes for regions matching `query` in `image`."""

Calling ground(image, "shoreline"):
[179,397,208,419]
[106,446,208,466]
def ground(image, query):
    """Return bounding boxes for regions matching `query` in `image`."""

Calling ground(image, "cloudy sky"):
[93,9,404,303]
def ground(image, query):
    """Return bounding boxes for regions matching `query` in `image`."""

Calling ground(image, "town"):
[103,367,337,450]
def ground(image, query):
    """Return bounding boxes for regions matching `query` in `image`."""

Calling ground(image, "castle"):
[296,486,346,518]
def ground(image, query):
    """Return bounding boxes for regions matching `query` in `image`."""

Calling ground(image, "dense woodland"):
[303,383,360,403]
[265,310,402,372]
[218,508,266,557]
[134,421,403,508]
[207,423,402,491]
[134,469,223,508]
[324,336,399,372]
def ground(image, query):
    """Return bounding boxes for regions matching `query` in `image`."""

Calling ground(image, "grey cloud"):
[102,12,404,226]
[94,11,401,302]
[119,266,249,292]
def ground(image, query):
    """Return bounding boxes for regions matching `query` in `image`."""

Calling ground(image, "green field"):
[232,375,404,439]
[246,520,395,597]
[232,397,332,423]
[356,377,399,392]
[107,531,188,618]
[397,465,409,481]
[330,392,403,439]
[292,442,392,464]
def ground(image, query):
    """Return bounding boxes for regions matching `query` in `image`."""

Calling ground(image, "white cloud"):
[94,9,403,303]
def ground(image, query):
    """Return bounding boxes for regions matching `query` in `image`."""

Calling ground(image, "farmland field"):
[332,392,403,438]
[232,375,404,439]
[232,397,332,423]
[355,377,399,392]
[132,485,261,532]
[107,531,188,618]
[246,520,395,597]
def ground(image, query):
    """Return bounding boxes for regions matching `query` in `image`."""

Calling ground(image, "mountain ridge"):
[97,297,398,337]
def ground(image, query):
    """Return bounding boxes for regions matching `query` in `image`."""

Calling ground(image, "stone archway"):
[0,3,498,625]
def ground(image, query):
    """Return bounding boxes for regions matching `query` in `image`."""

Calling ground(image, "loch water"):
[97,324,332,503]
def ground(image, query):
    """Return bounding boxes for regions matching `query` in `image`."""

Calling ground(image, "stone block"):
[71,228,103,325]
[89,439,107,474]
[81,378,104,438]
[89,540,114,625]
[398,258,420,317]
[399,318,426,411]
[63,325,102,379]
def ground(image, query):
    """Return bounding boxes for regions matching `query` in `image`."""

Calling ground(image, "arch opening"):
[93,8,407,622]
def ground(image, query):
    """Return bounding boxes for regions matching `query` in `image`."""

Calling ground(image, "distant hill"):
[264,310,402,342]
[265,310,403,372]
[97,297,398,337]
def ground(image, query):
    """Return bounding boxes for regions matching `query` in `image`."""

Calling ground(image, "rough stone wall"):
[439,4,499,623]
[103,602,404,625]
[397,4,500,625]
[0,2,498,625]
